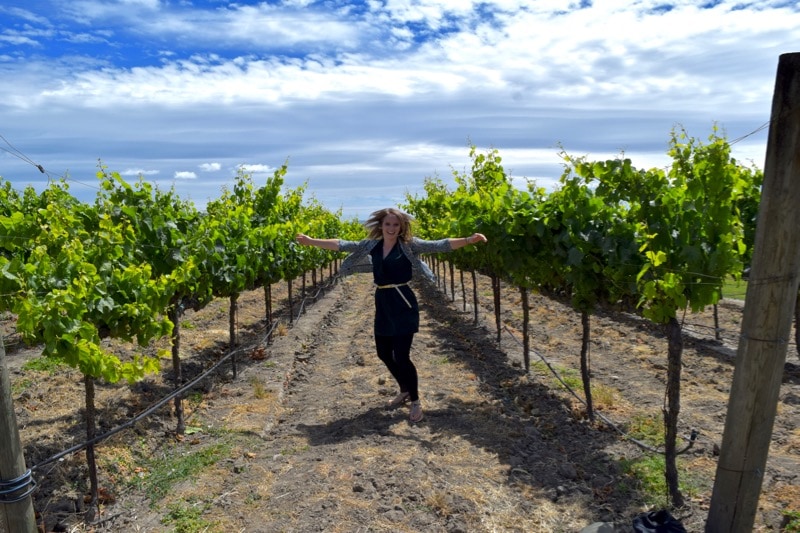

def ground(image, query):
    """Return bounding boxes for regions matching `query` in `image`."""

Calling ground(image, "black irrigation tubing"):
[498,322,698,456]
[294,279,332,321]
[27,274,335,474]
[29,330,270,473]
[0,469,37,504]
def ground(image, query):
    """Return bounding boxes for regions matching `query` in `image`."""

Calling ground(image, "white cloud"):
[174,171,197,180]
[0,34,41,46]
[21,0,792,115]
[57,1,361,51]
[238,164,273,173]
[0,6,50,25]
[0,0,793,217]
[120,168,159,176]
[199,162,221,172]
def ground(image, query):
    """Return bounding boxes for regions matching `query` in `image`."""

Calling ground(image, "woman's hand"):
[469,233,487,244]
[295,234,340,250]
[451,233,488,250]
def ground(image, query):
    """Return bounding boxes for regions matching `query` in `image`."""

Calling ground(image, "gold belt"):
[375,282,412,308]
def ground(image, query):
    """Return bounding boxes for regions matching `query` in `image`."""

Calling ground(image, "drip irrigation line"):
[30,332,259,472]
[498,322,697,456]
[293,275,337,322]
[0,469,37,504]
[27,276,335,474]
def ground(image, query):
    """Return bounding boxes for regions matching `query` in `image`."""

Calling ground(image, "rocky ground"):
[2,268,799,532]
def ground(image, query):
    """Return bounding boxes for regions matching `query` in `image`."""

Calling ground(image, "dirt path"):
[6,270,799,532]
[92,276,637,532]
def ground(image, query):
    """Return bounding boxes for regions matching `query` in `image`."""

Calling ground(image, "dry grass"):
[220,390,281,434]
[248,375,269,399]
[787,427,800,453]
[592,382,620,409]
[274,321,289,336]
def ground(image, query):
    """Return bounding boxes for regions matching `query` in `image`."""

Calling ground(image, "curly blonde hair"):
[364,207,414,242]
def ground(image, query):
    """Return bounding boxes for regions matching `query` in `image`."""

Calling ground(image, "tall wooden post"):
[0,338,38,533]
[707,52,800,532]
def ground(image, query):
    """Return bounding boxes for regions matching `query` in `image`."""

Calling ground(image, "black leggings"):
[374,333,418,401]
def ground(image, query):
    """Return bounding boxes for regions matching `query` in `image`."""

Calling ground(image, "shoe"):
[409,401,424,423]
[387,391,410,409]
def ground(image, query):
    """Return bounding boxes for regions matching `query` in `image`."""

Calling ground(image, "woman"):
[296,207,487,423]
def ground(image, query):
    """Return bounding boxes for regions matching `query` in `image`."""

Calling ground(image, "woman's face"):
[381,213,402,239]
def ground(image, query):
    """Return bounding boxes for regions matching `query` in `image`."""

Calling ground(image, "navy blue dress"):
[370,240,420,336]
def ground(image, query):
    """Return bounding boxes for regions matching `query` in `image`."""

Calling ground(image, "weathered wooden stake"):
[707,52,800,532]
[0,338,38,533]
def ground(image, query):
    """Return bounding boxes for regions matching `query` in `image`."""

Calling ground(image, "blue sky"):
[0,1,796,219]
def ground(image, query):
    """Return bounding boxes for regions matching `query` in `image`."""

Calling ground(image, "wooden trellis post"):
[707,52,800,532]
[1,338,38,533]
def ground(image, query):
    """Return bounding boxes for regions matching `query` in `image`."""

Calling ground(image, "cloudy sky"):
[0,1,796,219]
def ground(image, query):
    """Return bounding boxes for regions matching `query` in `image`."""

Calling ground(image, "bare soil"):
[2,269,799,533]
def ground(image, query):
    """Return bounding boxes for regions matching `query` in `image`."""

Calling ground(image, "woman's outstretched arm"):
[448,233,488,250]
[296,233,340,251]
